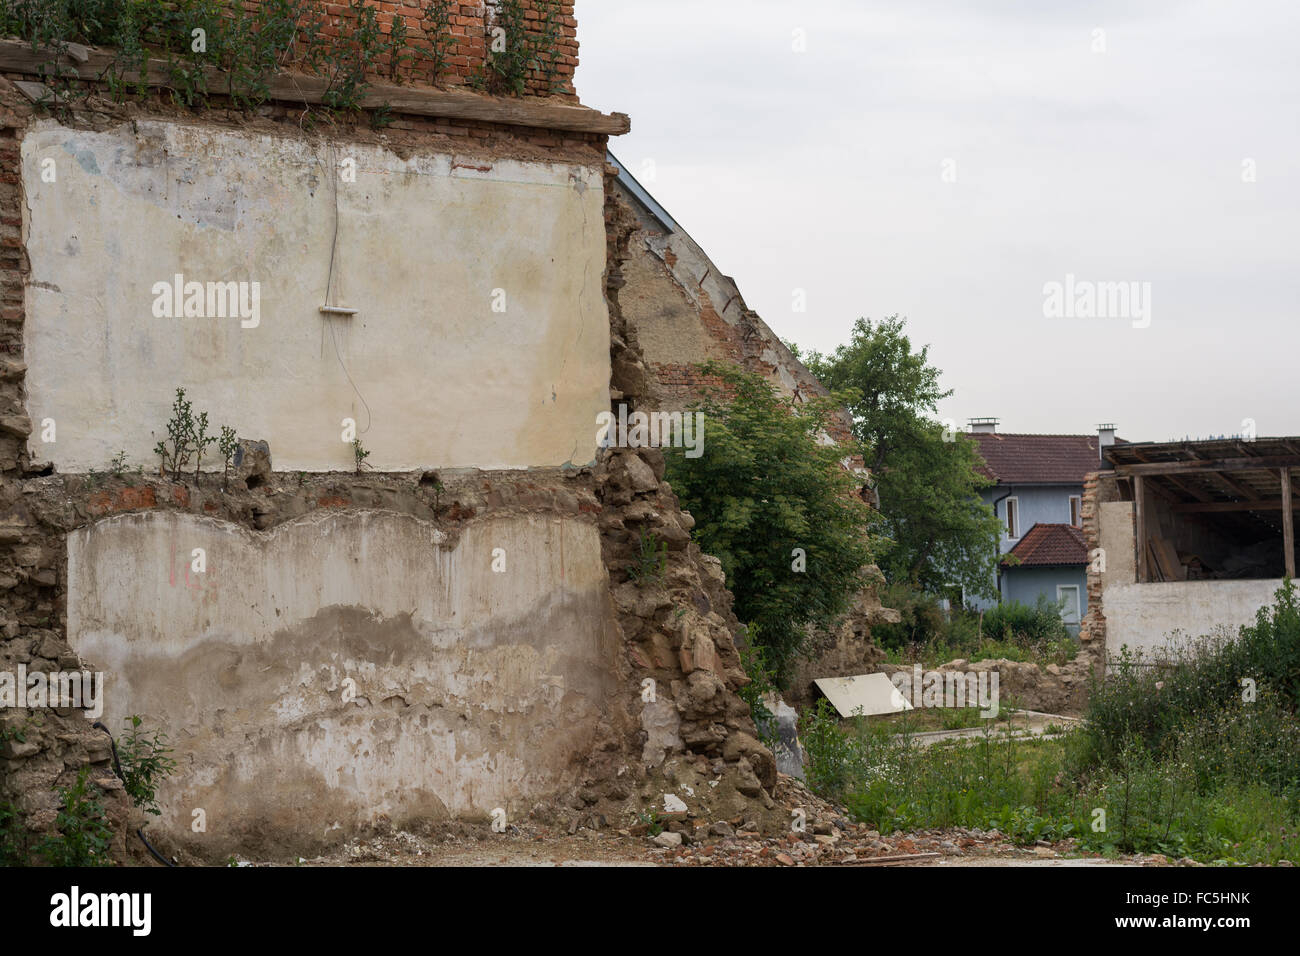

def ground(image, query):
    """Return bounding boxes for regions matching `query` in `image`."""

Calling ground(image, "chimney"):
[1098,423,1117,460]
[968,417,999,435]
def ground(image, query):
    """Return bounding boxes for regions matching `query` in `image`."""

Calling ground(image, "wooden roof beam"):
[0,39,632,135]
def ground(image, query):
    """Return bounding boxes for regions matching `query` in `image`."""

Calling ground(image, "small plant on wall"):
[627,530,667,588]
[152,386,237,485]
[154,386,196,480]
[419,0,455,83]
[477,0,564,96]
[352,438,370,474]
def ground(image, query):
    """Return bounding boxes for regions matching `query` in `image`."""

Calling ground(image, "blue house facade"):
[966,421,1119,632]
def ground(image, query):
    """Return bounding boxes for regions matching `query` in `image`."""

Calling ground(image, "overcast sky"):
[577,0,1300,443]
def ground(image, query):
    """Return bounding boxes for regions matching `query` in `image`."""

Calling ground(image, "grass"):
[803,584,1300,865]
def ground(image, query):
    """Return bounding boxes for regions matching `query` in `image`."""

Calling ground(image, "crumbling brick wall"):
[1079,468,1117,670]
[611,175,855,446]
[0,61,784,862]
[193,1,580,100]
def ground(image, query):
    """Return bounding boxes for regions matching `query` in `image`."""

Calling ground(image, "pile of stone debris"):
[630,775,998,866]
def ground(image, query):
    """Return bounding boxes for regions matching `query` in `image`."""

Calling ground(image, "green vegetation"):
[351,437,370,474]
[664,362,878,682]
[875,583,1078,667]
[477,0,564,96]
[626,529,667,588]
[117,714,177,817]
[0,0,566,115]
[218,425,238,490]
[737,643,778,740]
[153,386,236,484]
[36,767,115,867]
[800,316,1003,600]
[800,582,1300,864]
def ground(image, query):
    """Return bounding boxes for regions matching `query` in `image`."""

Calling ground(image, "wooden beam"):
[1174,499,1288,513]
[1159,473,1215,503]
[1284,468,1295,578]
[0,39,631,135]
[1210,471,1261,501]
[1144,476,1182,503]
[1114,455,1300,477]
[1135,475,1148,583]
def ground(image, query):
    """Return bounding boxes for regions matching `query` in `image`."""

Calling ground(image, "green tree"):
[802,316,1002,598]
[664,362,878,681]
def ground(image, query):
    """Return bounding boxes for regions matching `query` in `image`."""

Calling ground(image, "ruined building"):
[0,2,781,863]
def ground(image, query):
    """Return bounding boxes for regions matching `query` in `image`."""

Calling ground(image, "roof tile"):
[1004,523,1087,567]
[971,433,1108,484]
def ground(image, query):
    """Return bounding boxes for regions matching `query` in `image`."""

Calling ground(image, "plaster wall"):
[1103,578,1282,657]
[66,508,616,856]
[21,119,609,472]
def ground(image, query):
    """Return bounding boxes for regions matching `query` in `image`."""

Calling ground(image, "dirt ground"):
[239,822,1175,868]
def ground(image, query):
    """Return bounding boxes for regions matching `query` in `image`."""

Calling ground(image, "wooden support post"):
[1283,468,1295,579]
[1134,475,1147,583]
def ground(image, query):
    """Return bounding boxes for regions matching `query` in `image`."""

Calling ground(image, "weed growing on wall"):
[352,437,370,474]
[0,0,565,113]
[153,386,237,484]
[479,0,565,95]
[419,0,455,82]
[626,529,667,588]
[218,425,238,490]
[154,386,196,480]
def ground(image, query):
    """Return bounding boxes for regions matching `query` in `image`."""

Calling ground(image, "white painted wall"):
[67,509,617,856]
[22,119,609,472]
[1103,579,1282,657]
[1099,498,1282,656]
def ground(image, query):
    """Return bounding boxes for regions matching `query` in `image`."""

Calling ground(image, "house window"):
[1057,585,1081,625]
[1005,497,1019,538]
[1069,495,1082,527]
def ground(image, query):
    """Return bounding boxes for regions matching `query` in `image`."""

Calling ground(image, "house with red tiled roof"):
[966,419,1123,630]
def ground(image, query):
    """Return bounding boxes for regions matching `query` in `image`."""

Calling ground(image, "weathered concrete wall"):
[1098,500,1136,589]
[22,119,609,473]
[66,507,616,857]
[1103,579,1283,657]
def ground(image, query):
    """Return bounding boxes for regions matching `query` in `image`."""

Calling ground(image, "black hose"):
[92,721,177,867]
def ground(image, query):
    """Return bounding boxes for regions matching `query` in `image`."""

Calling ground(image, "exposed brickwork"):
[1078,469,1113,672]
[241,1,580,100]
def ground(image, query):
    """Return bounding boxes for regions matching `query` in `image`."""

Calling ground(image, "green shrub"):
[117,715,177,816]
[799,699,864,800]
[1078,579,1300,771]
[664,362,878,681]
[0,801,31,866]
[36,767,114,867]
[981,594,1069,645]
[737,641,777,737]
